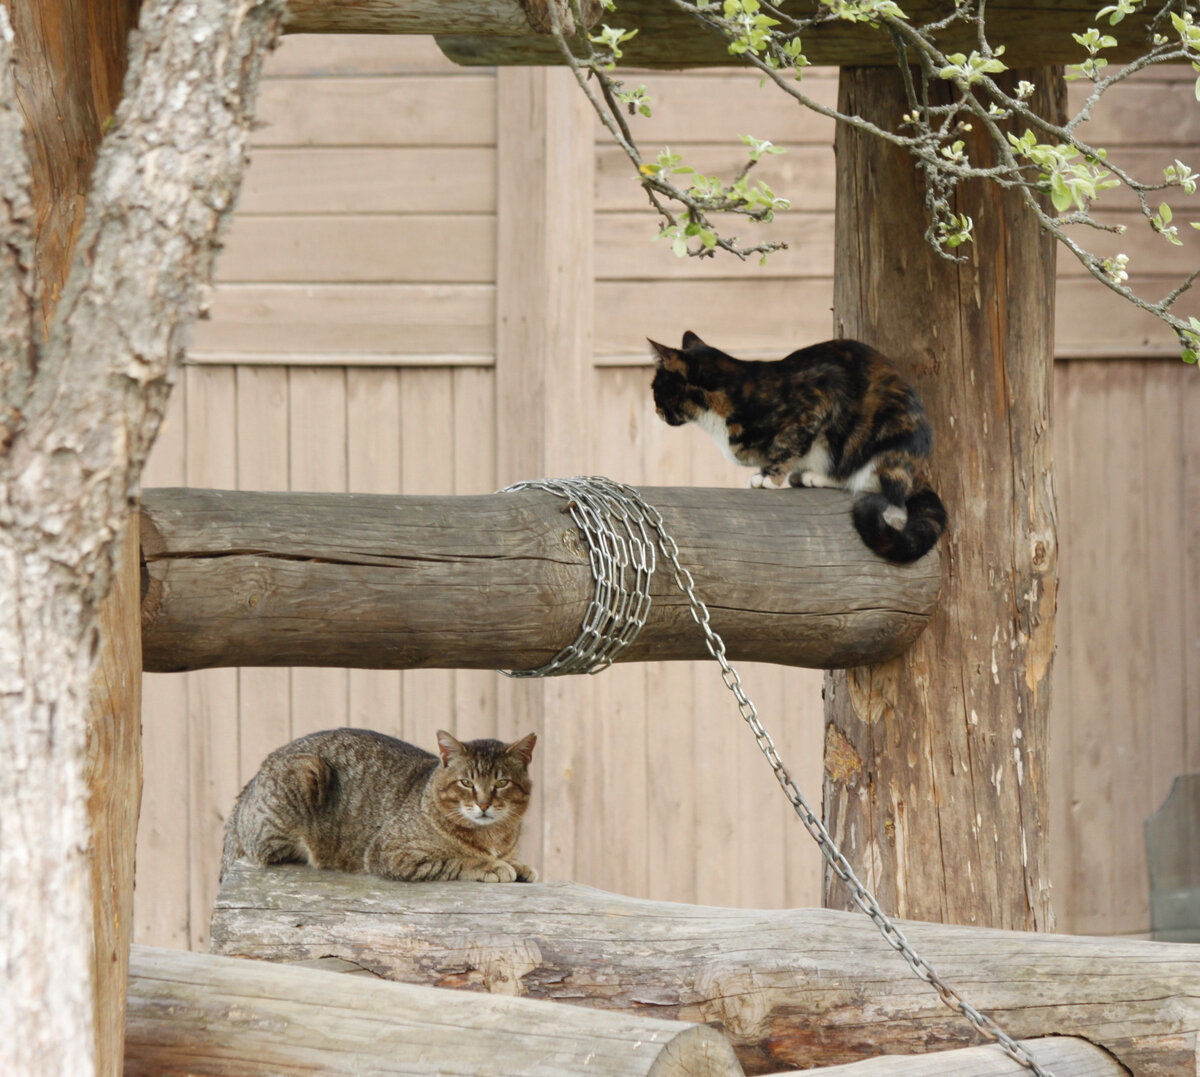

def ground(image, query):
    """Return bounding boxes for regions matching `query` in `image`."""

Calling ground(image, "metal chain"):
[499,475,1052,1077]
[498,478,658,677]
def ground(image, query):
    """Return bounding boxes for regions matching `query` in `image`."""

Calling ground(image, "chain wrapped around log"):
[138,485,941,673]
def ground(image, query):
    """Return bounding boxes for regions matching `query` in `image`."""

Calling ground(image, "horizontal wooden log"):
[124,943,744,1076]
[212,865,1200,1077]
[139,485,940,672]
[786,1037,1125,1076]
[436,0,1180,68]
[281,0,596,37]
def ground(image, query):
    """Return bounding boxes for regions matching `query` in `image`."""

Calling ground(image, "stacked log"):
[213,865,1200,1076]
[125,944,743,1077]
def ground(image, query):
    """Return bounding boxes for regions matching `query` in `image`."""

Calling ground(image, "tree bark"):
[0,3,284,1075]
[124,944,743,1077]
[139,485,942,672]
[6,5,142,1074]
[824,68,1063,930]
[211,865,1200,1077]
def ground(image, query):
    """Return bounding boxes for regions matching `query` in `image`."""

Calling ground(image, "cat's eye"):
[495,779,510,789]
[457,778,473,789]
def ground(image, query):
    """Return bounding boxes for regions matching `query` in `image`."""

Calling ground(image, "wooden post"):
[7,5,140,1075]
[493,66,595,883]
[211,865,1200,1077]
[86,521,142,1077]
[825,68,1063,929]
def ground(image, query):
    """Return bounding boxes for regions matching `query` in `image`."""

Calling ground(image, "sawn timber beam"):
[139,485,941,673]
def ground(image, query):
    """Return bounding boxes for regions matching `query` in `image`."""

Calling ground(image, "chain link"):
[498,476,1052,1077]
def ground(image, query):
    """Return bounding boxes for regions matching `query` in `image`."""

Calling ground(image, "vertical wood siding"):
[136,36,1199,948]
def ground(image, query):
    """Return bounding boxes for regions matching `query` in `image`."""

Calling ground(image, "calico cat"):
[649,331,947,563]
[221,728,537,883]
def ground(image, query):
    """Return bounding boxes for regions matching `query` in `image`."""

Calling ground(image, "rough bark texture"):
[6,7,143,1073]
[124,944,743,1077]
[0,3,284,1075]
[139,485,942,672]
[211,865,1200,1077]
[435,0,1175,67]
[822,67,1062,932]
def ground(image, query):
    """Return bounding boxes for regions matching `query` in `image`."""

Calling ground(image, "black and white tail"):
[852,488,947,564]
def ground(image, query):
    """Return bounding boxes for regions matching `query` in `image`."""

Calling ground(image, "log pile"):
[212,864,1200,1076]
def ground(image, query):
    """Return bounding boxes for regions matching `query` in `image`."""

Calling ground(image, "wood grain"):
[139,485,942,673]
[85,519,142,1077]
[211,865,1200,1077]
[125,943,744,1077]
[780,1037,1126,1076]
[824,67,1061,932]
[435,0,1186,67]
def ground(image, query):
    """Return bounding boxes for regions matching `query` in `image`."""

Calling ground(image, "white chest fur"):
[692,409,744,466]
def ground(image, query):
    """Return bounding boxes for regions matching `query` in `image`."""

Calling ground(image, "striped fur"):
[222,728,537,883]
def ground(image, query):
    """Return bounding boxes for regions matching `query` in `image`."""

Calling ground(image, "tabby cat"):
[221,728,537,883]
[649,331,947,563]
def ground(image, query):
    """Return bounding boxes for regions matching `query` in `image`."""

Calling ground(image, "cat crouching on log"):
[650,331,948,564]
[222,728,538,883]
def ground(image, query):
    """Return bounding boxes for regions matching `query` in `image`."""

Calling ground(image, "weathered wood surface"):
[212,866,1200,1077]
[822,67,1062,932]
[87,519,143,1077]
[436,0,1178,68]
[139,485,941,672]
[282,0,596,36]
[781,1038,1125,1076]
[124,943,744,1077]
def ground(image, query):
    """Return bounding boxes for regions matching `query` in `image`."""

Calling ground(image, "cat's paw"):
[882,504,909,530]
[471,859,519,883]
[750,471,787,490]
[795,470,837,489]
[510,861,538,883]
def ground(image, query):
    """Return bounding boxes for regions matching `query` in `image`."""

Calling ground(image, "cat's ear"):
[505,732,537,767]
[681,330,706,349]
[436,729,466,767]
[648,338,687,374]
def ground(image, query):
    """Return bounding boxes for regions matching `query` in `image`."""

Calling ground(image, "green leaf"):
[1050,173,1073,212]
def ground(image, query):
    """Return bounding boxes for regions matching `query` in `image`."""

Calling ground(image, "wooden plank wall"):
[137,36,1199,949]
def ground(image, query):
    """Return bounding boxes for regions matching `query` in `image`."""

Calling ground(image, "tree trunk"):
[824,67,1063,930]
[138,485,941,672]
[211,865,1200,1077]
[0,3,284,1075]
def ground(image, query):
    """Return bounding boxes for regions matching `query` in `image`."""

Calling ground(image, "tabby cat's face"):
[433,731,535,829]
